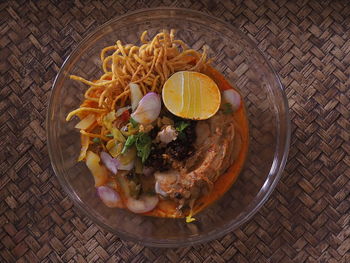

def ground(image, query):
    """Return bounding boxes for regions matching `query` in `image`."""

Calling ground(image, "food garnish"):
[162,71,221,120]
[222,89,241,112]
[131,92,161,125]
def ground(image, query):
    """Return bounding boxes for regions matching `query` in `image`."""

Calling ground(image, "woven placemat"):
[1,0,349,262]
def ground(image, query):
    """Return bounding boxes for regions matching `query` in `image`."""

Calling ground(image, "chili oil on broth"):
[145,66,249,218]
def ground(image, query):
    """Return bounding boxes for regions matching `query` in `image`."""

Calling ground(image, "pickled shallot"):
[97,186,123,208]
[100,151,119,175]
[131,93,161,124]
[222,89,241,112]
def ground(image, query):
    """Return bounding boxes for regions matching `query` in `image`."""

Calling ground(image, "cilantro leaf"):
[175,121,190,141]
[223,103,233,114]
[176,121,190,132]
[121,135,137,154]
[121,133,152,162]
[135,133,152,163]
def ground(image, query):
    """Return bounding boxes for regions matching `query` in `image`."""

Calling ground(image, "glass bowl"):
[47,8,290,247]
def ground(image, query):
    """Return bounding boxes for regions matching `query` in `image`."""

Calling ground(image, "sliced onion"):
[118,159,135,171]
[116,106,131,117]
[156,125,178,144]
[155,181,168,197]
[131,92,161,124]
[97,186,123,208]
[130,83,143,112]
[100,151,119,175]
[223,89,241,112]
[75,114,96,129]
[126,195,159,213]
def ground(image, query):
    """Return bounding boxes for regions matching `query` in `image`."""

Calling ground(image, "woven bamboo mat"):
[1,0,349,262]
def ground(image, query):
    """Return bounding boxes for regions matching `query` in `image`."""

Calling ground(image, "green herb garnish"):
[130,117,138,128]
[135,133,152,163]
[121,133,152,163]
[92,137,100,143]
[106,133,114,138]
[176,121,190,141]
[223,103,233,114]
[122,135,137,154]
[176,121,190,132]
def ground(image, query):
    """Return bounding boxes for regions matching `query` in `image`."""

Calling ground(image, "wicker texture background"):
[1,0,349,262]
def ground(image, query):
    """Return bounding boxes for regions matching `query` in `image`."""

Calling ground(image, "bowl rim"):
[46,7,291,247]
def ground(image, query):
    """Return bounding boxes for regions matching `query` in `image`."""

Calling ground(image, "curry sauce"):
[145,66,249,218]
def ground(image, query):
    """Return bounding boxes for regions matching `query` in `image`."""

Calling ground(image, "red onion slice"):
[131,92,161,124]
[126,195,159,213]
[97,186,123,208]
[223,89,241,112]
[100,151,119,175]
[101,151,134,172]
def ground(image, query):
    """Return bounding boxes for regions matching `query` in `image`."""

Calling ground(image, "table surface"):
[1,0,349,262]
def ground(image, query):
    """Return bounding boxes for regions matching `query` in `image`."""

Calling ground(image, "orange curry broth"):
[144,66,249,218]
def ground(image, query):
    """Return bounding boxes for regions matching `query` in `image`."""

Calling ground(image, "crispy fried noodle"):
[66,30,209,151]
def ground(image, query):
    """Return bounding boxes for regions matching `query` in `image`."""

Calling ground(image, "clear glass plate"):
[47,8,290,247]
